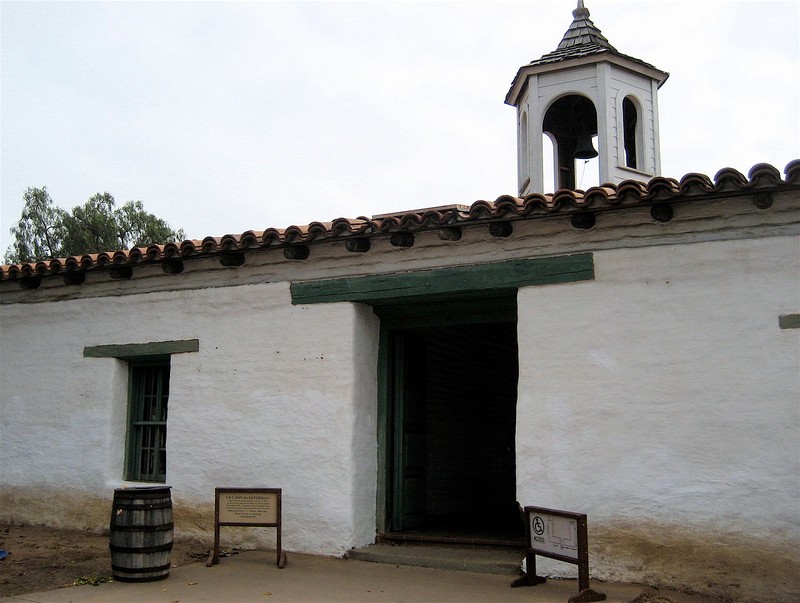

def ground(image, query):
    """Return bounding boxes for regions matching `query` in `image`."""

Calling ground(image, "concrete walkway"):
[4,550,714,603]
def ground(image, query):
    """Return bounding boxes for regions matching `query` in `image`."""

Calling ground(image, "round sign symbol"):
[532,516,545,536]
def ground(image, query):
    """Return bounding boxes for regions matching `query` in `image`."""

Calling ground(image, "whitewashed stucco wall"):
[516,234,800,598]
[1,193,797,597]
[0,281,380,555]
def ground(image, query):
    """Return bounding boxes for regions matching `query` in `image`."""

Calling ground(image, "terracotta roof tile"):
[748,163,784,188]
[678,173,716,196]
[785,159,800,184]
[1,161,798,282]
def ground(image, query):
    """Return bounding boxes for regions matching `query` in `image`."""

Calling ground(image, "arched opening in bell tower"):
[542,94,599,191]
[622,95,642,170]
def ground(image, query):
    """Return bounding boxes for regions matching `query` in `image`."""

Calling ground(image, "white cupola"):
[505,1,669,195]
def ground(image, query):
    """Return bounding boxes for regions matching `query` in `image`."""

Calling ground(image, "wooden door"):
[391,332,427,531]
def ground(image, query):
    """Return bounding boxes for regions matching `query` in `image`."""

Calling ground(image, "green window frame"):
[126,358,170,482]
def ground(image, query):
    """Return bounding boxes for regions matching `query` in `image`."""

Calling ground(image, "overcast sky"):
[2,0,798,254]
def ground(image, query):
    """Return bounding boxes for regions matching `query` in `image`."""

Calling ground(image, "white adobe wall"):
[516,234,800,600]
[0,281,380,556]
[1,194,796,596]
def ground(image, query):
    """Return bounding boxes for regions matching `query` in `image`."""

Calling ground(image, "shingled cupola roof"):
[553,0,616,53]
[526,0,619,68]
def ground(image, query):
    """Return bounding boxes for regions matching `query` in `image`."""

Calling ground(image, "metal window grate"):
[128,361,169,482]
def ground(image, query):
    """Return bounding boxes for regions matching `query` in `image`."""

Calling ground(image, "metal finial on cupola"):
[574,0,590,19]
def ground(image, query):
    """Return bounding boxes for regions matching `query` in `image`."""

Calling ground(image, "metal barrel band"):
[110,542,174,554]
[109,522,174,532]
[114,488,171,497]
[112,561,172,573]
[112,501,173,511]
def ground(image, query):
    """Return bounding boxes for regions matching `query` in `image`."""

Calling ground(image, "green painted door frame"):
[289,253,594,536]
[390,331,428,531]
[374,294,518,534]
[291,254,594,305]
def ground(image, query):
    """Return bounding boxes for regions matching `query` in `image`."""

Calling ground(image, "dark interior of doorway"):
[387,320,524,547]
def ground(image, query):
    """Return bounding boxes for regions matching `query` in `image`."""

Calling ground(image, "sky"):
[1,0,798,255]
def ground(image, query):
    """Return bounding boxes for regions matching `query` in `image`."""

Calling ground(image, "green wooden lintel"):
[84,339,200,358]
[290,253,594,305]
[778,314,800,329]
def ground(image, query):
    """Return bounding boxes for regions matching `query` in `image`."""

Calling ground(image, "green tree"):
[60,192,120,256]
[4,187,185,264]
[115,199,183,249]
[5,187,67,263]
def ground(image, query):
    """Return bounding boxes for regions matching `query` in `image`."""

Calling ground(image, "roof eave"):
[505,52,669,107]
[2,160,798,285]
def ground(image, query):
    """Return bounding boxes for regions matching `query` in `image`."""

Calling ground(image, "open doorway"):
[376,296,522,546]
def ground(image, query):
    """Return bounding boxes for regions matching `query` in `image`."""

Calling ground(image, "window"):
[126,359,170,482]
[83,339,197,483]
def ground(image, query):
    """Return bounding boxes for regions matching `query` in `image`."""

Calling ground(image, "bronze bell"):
[574,133,598,159]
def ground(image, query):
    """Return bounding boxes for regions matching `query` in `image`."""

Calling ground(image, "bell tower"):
[506,1,669,194]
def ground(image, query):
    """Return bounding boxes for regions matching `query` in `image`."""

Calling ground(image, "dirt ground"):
[0,524,212,598]
[0,524,717,603]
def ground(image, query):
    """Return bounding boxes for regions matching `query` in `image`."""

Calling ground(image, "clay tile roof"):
[1,161,798,282]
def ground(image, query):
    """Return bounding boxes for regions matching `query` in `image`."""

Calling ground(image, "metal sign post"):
[511,505,605,603]
[207,487,286,568]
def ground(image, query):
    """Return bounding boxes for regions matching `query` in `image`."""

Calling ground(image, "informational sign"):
[512,506,605,602]
[528,508,579,561]
[208,488,286,568]
[218,491,278,524]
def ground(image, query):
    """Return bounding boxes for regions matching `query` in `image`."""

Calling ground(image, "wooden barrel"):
[109,487,174,582]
